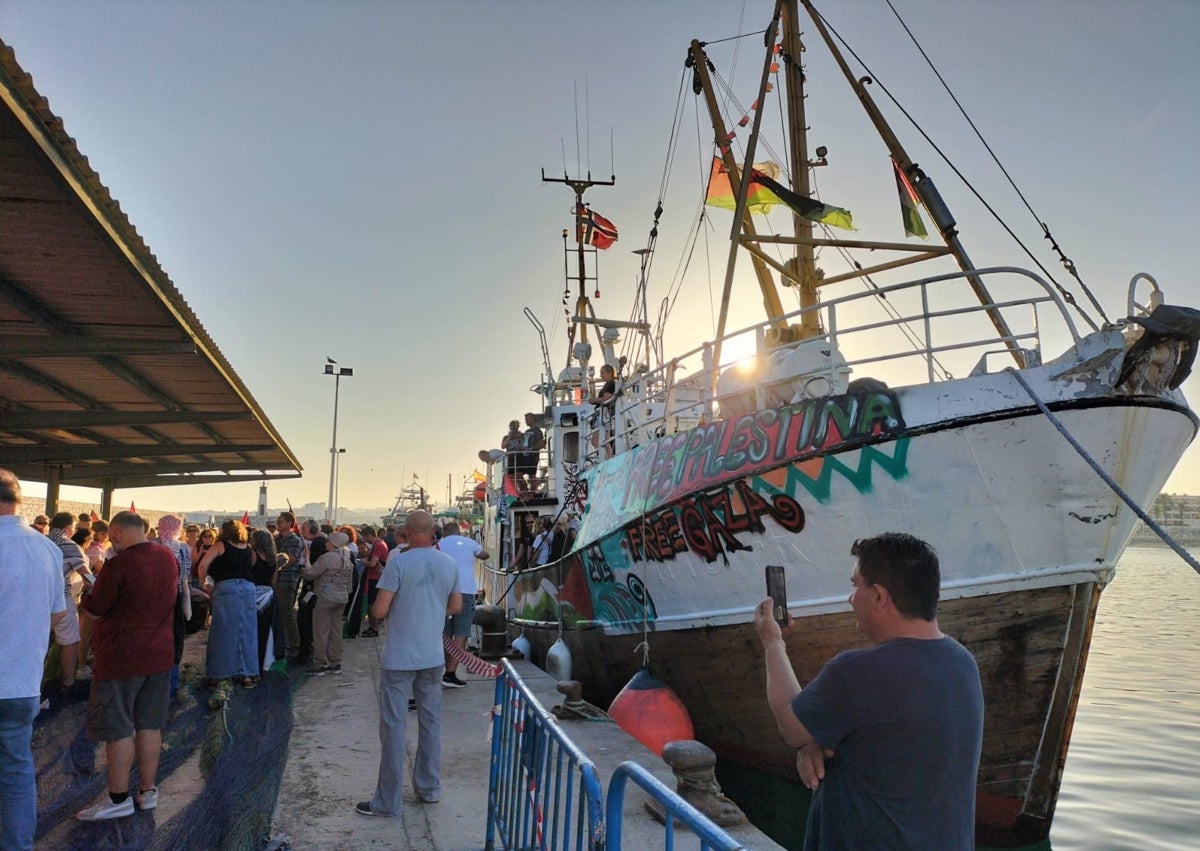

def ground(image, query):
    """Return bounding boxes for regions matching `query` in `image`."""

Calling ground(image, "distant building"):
[1149,493,1200,526]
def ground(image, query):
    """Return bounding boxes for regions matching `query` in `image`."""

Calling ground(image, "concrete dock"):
[272,635,783,850]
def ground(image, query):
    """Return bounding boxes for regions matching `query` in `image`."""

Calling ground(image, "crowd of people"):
[1,470,490,838]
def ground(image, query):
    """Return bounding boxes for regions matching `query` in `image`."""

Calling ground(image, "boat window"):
[562,430,579,464]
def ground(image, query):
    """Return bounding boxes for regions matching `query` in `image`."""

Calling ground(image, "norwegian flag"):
[574,204,618,250]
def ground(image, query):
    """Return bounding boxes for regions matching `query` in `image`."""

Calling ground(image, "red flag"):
[574,204,618,250]
[130,501,137,513]
[90,510,100,522]
[240,511,250,525]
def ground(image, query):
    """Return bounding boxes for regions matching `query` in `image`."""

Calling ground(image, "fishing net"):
[31,659,299,850]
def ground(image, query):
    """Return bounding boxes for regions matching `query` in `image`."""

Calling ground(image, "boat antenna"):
[541,168,616,373]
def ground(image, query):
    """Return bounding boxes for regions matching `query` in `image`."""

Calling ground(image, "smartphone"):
[765,565,788,626]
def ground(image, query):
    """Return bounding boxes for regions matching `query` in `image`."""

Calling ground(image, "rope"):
[1005,367,1200,576]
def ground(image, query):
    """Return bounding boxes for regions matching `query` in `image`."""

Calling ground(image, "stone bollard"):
[645,739,747,827]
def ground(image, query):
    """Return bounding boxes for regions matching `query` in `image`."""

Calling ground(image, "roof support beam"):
[0,410,248,430]
[0,337,197,359]
[0,443,277,464]
[72,472,303,490]
[56,461,273,480]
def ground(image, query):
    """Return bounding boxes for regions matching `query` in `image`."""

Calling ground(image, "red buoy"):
[607,667,695,756]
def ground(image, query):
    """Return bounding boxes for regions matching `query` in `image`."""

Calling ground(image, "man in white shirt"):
[437,521,488,688]
[531,516,554,567]
[0,470,66,850]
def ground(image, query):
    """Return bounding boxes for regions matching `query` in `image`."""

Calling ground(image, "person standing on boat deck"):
[531,516,554,567]
[518,412,545,497]
[501,419,523,480]
[356,510,460,818]
[274,511,305,659]
[0,470,66,849]
[76,511,178,821]
[754,533,983,850]
[438,521,488,688]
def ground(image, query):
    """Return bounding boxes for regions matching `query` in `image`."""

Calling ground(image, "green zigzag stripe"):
[750,437,910,503]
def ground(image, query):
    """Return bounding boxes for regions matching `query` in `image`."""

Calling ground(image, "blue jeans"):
[0,696,40,851]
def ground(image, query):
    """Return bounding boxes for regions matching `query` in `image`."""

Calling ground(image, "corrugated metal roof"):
[0,39,301,490]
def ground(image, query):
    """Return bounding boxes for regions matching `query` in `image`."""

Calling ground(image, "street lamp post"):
[324,362,353,524]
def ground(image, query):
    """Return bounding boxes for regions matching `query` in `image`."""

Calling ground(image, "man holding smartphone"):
[754,533,983,850]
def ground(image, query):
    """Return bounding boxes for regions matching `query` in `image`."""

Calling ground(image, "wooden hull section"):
[521,581,1099,847]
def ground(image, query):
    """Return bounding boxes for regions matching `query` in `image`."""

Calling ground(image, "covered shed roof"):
[0,39,301,491]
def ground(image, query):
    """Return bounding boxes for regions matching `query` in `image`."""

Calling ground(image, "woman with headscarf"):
[249,529,284,671]
[196,519,260,688]
[302,530,353,676]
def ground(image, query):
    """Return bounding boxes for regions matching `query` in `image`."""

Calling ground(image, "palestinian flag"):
[705,157,853,230]
[893,158,928,239]
[575,204,618,249]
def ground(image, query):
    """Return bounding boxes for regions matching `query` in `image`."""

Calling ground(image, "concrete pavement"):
[271,634,782,850]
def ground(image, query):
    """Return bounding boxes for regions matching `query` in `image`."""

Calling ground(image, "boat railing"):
[586,266,1079,455]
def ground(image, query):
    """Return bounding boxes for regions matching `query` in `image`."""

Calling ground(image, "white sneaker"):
[76,795,135,821]
[134,786,158,810]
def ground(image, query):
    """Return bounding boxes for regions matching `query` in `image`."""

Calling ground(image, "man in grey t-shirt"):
[356,510,460,818]
[755,533,984,850]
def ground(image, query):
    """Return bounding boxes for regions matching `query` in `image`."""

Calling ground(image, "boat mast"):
[542,170,615,378]
[798,0,1025,366]
[781,0,821,339]
[691,3,796,372]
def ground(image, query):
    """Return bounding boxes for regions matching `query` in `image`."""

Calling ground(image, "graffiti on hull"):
[518,391,910,631]
[580,390,906,535]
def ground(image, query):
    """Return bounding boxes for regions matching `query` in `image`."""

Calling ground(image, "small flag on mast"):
[574,204,619,250]
[892,158,928,239]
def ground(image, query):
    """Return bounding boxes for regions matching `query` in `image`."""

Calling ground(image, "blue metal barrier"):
[486,659,605,851]
[606,761,746,851]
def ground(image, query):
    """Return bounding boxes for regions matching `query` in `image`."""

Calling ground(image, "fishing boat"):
[380,480,431,528]
[481,1,1199,844]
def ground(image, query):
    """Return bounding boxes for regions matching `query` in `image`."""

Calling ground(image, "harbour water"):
[1049,545,1200,849]
[719,545,1200,849]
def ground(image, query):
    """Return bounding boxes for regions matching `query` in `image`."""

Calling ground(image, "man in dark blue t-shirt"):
[755,533,984,850]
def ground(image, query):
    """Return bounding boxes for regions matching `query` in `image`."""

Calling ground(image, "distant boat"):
[482,1,1199,845]
[380,483,430,527]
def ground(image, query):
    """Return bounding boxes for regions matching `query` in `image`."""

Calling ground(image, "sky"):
[3,0,1199,514]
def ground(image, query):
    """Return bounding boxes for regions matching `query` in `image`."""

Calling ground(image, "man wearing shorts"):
[76,511,179,821]
[46,512,90,688]
[438,521,488,688]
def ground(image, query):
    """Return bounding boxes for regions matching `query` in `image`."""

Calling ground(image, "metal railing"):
[585,266,1078,457]
[607,761,746,851]
[486,660,746,851]
[486,659,605,851]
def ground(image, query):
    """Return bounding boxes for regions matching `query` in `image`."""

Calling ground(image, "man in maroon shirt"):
[75,511,179,821]
[359,526,390,637]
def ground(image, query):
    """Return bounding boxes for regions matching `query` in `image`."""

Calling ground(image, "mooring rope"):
[1006,367,1200,576]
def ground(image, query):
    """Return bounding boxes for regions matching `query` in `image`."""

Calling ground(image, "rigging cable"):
[1007,367,1200,578]
[883,0,1109,326]
[811,5,1103,333]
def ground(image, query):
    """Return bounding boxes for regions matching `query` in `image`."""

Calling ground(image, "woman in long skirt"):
[196,519,260,688]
